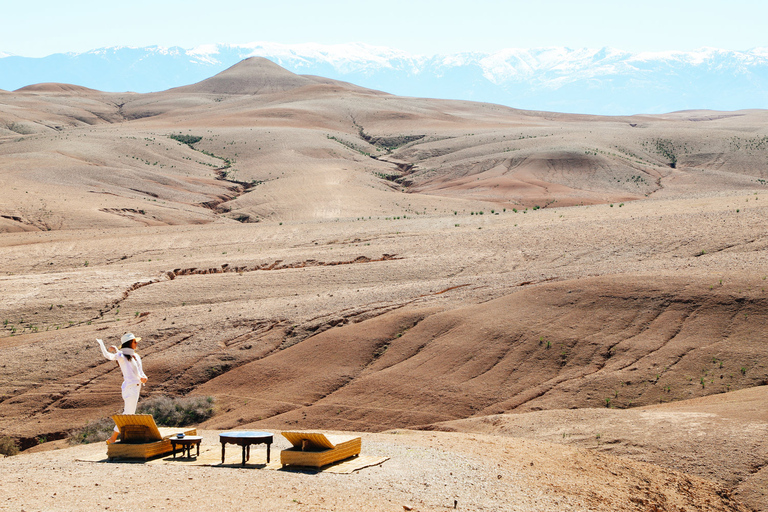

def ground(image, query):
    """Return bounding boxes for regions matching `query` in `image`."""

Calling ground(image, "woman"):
[96,332,148,444]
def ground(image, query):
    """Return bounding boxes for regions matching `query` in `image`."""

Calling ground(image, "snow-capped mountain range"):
[2,43,768,115]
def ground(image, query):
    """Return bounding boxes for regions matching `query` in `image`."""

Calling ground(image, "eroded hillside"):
[2,58,768,233]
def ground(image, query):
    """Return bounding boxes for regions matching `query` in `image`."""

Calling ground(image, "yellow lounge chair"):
[280,431,361,468]
[107,414,197,460]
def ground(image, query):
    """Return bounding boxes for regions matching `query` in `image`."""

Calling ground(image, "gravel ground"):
[0,429,748,512]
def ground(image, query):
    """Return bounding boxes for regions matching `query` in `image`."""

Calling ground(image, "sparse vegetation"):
[169,134,203,146]
[0,436,20,456]
[137,395,216,427]
[69,417,116,445]
[327,134,371,156]
[645,138,680,168]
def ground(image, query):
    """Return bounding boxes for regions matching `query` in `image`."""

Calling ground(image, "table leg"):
[242,444,247,466]
[196,442,200,457]
[221,442,226,464]
[267,442,271,463]
[172,441,177,459]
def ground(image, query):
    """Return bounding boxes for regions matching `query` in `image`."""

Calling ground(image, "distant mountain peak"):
[167,56,313,95]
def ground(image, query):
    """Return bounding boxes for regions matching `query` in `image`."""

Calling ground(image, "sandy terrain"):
[0,427,751,511]
[1,58,767,510]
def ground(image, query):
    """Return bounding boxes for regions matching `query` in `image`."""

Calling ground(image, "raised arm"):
[96,339,117,361]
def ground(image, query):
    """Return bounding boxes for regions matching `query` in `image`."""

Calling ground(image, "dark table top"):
[219,431,273,441]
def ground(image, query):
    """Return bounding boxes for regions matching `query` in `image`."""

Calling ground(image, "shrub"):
[137,395,216,427]
[169,134,202,146]
[69,417,115,445]
[0,436,20,456]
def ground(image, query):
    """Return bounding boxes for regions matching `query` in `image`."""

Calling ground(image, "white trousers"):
[114,383,142,432]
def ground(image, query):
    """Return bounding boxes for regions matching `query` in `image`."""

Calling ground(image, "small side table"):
[219,431,273,466]
[170,436,203,459]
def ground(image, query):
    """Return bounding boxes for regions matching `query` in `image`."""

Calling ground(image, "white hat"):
[121,332,142,345]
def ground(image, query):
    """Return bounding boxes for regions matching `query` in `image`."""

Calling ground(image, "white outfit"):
[97,339,147,432]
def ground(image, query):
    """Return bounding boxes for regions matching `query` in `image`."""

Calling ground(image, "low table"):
[170,435,203,459]
[219,431,273,466]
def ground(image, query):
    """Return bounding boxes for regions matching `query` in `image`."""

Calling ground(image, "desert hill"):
[165,57,373,97]
[191,274,768,433]
[1,58,768,510]
[14,82,101,94]
[1,62,766,231]
[167,57,316,95]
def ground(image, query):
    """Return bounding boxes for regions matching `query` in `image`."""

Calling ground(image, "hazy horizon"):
[3,41,768,60]
[3,0,766,58]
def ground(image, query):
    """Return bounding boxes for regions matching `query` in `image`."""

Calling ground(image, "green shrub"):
[169,134,202,146]
[137,395,216,427]
[69,417,115,445]
[0,436,20,456]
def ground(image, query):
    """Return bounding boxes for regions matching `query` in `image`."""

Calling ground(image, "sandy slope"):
[438,386,768,510]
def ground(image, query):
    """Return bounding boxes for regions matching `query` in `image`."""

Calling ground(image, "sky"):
[2,0,766,57]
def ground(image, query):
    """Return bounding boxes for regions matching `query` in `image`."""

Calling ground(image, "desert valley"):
[1,57,767,511]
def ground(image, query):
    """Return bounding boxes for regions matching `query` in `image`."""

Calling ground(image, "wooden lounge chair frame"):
[107,414,196,460]
[280,432,361,468]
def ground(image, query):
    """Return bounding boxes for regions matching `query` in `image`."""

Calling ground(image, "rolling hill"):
[1,57,767,511]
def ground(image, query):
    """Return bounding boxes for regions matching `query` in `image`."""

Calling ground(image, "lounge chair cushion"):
[280,431,361,467]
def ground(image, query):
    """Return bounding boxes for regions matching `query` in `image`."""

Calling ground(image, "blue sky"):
[2,0,766,57]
